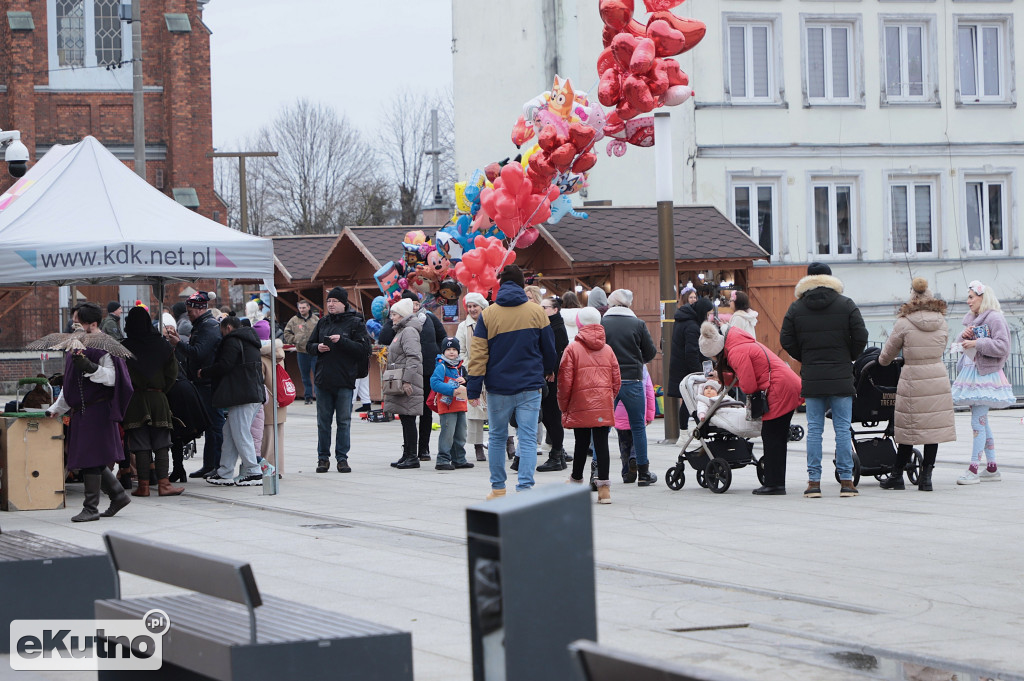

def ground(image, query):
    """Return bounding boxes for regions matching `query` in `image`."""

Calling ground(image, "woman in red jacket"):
[559,307,621,503]
[699,322,802,495]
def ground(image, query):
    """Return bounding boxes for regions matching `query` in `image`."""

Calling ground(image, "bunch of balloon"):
[453,236,517,298]
[478,163,560,245]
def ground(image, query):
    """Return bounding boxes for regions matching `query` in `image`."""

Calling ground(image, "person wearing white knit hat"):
[601,288,657,486]
[456,293,491,461]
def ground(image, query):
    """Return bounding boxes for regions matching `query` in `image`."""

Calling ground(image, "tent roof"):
[0,136,275,289]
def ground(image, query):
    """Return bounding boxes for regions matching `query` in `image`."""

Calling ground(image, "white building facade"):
[452,0,1024,344]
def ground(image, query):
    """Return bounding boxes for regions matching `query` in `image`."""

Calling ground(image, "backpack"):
[275,364,297,407]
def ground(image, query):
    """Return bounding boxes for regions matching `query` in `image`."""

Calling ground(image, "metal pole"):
[131,0,145,180]
[654,112,679,443]
[238,156,248,234]
[264,292,280,495]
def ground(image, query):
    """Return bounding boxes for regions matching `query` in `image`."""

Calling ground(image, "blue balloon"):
[365,318,382,340]
[548,195,589,225]
[371,296,387,322]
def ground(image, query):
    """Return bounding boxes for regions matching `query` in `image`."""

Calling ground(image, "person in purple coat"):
[46,302,134,522]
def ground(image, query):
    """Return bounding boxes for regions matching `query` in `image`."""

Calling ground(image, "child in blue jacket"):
[430,338,472,470]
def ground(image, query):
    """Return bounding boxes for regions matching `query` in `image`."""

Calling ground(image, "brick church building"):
[0,0,228,359]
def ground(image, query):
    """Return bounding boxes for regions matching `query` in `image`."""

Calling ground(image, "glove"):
[72,352,100,375]
[402,382,414,396]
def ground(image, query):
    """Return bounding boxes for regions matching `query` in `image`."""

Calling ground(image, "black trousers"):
[759,409,794,487]
[400,414,418,456]
[418,391,433,454]
[679,402,690,430]
[898,443,937,468]
[571,427,610,481]
[540,381,564,451]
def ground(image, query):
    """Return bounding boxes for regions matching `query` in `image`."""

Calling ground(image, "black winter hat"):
[498,264,525,288]
[442,337,460,353]
[807,262,832,276]
[107,301,121,314]
[326,287,349,304]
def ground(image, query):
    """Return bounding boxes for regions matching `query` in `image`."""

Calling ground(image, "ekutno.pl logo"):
[10,609,170,671]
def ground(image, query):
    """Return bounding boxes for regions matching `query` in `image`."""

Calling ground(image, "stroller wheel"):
[665,467,685,491]
[705,459,732,494]
[695,468,708,488]
[755,457,766,485]
[788,425,804,442]
[833,452,863,487]
[906,448,923,485]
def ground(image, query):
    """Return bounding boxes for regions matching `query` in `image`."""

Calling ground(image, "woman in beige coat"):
[260,339,287,474]
[456,292,489,461]
[878,278,956,491]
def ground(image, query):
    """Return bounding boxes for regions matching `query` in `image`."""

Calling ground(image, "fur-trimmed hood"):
[795,274,844,298]
[898,297,947,318]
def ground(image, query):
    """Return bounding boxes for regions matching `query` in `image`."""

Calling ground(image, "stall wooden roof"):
[272,234,341,281]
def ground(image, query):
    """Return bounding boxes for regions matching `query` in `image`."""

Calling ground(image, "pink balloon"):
[662,84,693,106]
[499,162,524,195]
[517,228,540,248]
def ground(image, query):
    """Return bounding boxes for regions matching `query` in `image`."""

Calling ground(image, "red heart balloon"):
[630,38,657,75]
[527,164,555,188]
[599,0,634,31]
[610,33,638,72]
[646,19,687,58]
[643,0,685,12]
[623,75,656,113]
[597,47,616,75]
[517,228,540,249]
[572,151,598,174]
[548,143,577,172]
[648,12,706,54]
[616,99,640,120]
[598,68,622,108]
[568,122,597,152]
[648,60,670,96]
[662,59,689,86]
[538,124,561,152]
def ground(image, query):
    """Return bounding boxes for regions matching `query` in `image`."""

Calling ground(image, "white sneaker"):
[234,473,262,486]
[957,471,980,485]
[979,469,1002,482]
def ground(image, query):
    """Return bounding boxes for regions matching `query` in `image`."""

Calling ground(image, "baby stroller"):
[665,373,763,493]
[828,348,921,486]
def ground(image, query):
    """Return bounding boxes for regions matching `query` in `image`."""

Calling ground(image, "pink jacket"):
[614,366,655,429]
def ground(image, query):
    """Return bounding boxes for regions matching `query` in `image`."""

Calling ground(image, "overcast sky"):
[204,0,454,148]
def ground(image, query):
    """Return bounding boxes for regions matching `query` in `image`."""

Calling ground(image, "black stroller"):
[829,348,921,486]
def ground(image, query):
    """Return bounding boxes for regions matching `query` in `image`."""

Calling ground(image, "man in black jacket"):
[307,287,371,473]
[780,262,868,498]
[198,316,265,486]
[167,291,225,479]
[602,289,658,486]
[378,290,446,461]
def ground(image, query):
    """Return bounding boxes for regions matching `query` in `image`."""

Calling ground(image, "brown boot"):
[840,480,859,497]
[596,481,611,504]
[158,478,184,496]
[475,444,486,461]
[131,481,150,497]
[803,481,822,498]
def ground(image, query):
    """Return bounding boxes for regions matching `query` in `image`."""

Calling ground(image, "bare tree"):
[212,135,282,236]
[260,99,375,235]
[378,90,456,226]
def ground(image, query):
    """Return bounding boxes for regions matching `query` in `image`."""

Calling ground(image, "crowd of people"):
[43,262,1015,520]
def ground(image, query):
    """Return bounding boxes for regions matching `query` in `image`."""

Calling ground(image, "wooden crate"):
[0,416,65,511]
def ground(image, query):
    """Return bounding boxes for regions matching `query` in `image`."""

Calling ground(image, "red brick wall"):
[0,358,65,383]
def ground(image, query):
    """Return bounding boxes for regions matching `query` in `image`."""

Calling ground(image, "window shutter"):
[831,27,850,98]
[752,26,769,98]
[807,27,826,98]
[730,26,746,97]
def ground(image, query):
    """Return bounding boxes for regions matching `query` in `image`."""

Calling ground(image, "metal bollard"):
[466,485,597,681]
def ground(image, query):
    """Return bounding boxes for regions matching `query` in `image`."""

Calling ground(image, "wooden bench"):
[569,639,750,681]
[95,531,414,681]
[0,528,117,653]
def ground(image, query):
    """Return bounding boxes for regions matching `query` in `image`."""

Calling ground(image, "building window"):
[47,0,132,89]
[883,23,927,100]
[804,19,859,104]
[811,179,857,257]
[888,179,936,255]
[956,19,1011,103]
[964,178,1007,254]
[726,20,776,102]
[731,182,777,256]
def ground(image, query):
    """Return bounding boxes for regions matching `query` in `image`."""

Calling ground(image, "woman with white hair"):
[951,280,1015,485]
[456,292,490,461]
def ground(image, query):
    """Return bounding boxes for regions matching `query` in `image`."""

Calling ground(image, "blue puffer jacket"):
[430,355,468,414]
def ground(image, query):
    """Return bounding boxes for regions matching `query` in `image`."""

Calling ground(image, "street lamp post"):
[654,111,679,443]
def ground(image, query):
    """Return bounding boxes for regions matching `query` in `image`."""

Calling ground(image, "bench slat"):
[0,530,105,562]
[104,532,261,608]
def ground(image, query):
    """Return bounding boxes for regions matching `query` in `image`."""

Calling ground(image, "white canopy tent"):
[0,136,281,493]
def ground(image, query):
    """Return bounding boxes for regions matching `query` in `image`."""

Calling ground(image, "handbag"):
[382,364,405,396]
[744,345,772,421]
[275,364,297,407]
[425,390,440,413]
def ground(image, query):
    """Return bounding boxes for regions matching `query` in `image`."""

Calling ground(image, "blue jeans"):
[196,384,225,470]
[296,352,317,399]
[437,411,468,465]
[805,396,854,482]
[487,390,542,491]
[613,381,649,466]
[316,386,353,462]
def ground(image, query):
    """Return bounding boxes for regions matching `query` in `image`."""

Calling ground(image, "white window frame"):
[954,16,1015,105]
[46,0,133,90]
[723,14,784,105]
[879,15,939,105]
[961,173,1012,255]
[727,173,785,259]
[801,15,863,106]
[807,174,861,260]
[884,174,940,258]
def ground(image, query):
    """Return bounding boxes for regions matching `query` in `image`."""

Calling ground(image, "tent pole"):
[265,290,280,495]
